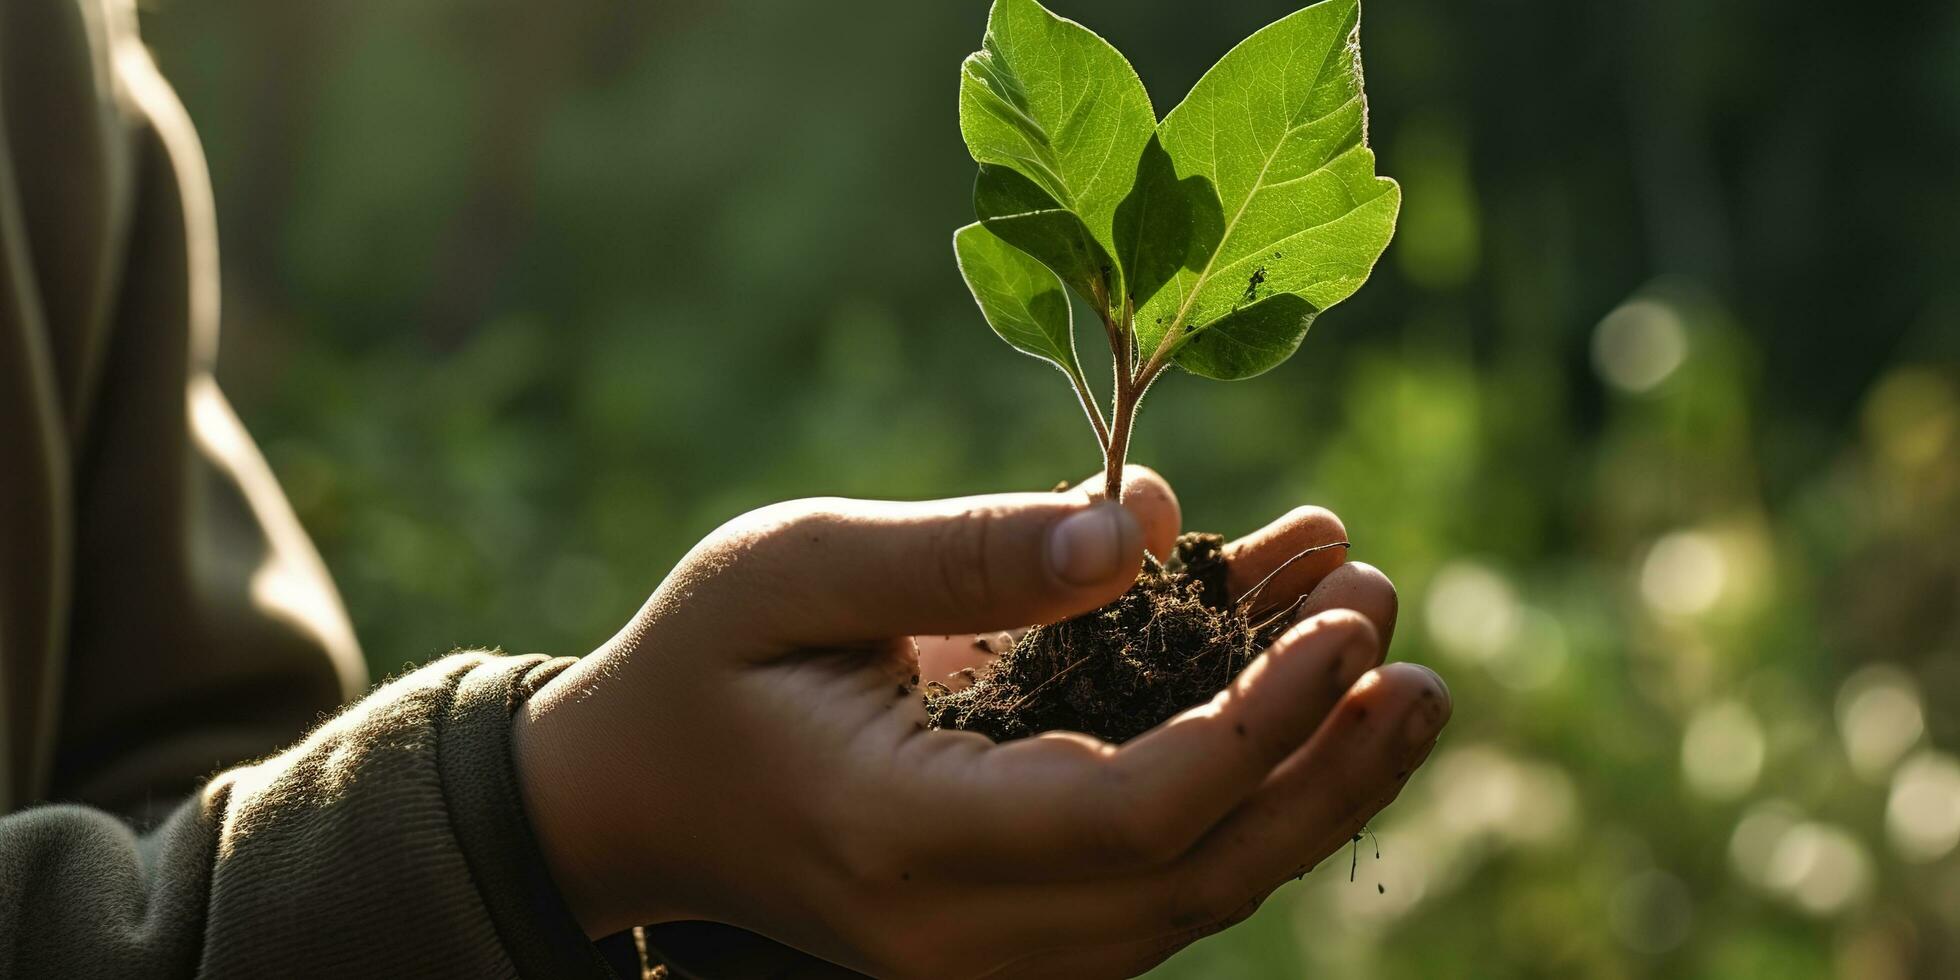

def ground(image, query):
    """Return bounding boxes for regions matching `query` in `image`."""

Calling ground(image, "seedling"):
[953,0,1399,501]
[929,0,1400,745]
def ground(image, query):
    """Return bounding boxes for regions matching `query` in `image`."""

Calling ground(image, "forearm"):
[0,653,608,978]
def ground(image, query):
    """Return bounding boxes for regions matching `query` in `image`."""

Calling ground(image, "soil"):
[925,532,1291,743]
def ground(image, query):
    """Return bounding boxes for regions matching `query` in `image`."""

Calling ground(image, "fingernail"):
[1047,503,1138,586]
[1399,664,1451,746]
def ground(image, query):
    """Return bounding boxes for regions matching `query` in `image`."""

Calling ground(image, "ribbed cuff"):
[440,654,614,980]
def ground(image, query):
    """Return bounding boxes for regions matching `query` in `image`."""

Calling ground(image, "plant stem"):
[1099,290,1156,503]
[1098,293,1175,503]
[1101,356,1168,502]
[1102,378,1136,502]
[1101,303,1129,502]
[1068,369,1111,452]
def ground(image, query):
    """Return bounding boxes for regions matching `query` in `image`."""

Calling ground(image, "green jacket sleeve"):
[0,1,612,975]
[0,652,613,978]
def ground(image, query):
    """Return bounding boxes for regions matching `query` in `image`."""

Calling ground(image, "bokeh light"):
[1423,561,1520,662]
[1681,699,1765,801]
[1592,298,1688,394]
[1429,744,1579,848]
[1862,368,1958,472]
[1763,822,1872,917]
[1731,799,1803,889]
[1640,531,1728,618]
[1886,750,1960,863]
[1837,665,1926,782]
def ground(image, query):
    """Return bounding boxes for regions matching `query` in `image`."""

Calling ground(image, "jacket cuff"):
[441,654,615,979]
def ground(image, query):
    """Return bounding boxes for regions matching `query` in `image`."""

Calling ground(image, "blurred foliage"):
[139,0,1959,975]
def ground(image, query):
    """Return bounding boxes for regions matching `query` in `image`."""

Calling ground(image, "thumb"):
[685,492,1146,649]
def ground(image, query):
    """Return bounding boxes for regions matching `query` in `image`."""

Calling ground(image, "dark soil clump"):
[926,532,1288,743]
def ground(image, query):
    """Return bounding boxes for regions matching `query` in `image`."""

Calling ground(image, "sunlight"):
[1317,831,1435,931]
[1730,799,1802,889]
[1591,297,1687,394]
[1431,744,1578,847]
[1886,750,1960,863]
[1836,665,1925,781]
[1681,699,1764,801]
[1764,821,1871,916]
[1640,531,1727,617]
[1423,561,1519,662]
[249,561,349,652]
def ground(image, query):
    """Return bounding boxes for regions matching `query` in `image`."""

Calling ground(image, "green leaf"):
[960,0,1156,313]
[953,222,1081,376]
[973,164,1115,311]
[1135,0,1400,375]
[1113,133,1224,314]
[1173,294,1318,380]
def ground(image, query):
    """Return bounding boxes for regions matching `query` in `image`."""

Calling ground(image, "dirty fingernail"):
[1048,503,1138,586]
[1400,664,1451,745]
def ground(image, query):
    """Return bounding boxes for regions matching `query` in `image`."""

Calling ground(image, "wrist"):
[510,676,638,938]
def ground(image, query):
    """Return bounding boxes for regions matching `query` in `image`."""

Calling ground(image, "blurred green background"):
[139,0,1959,975]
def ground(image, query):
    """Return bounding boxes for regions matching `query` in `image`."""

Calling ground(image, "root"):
[925,533,1279,744]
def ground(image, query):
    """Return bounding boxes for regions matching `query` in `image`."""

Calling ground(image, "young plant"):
[954,0,1399,502]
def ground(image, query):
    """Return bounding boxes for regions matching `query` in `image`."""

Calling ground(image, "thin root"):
[1003,652,1095,715]
[1236,540,1352,613]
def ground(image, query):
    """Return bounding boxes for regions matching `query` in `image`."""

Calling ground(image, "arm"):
[0,2,609,974]
[0,653,611,977]
[0,5,1447,977]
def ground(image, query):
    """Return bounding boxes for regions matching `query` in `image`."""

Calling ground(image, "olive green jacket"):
[0,1,609,974]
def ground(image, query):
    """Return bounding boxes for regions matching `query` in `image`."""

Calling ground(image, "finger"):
[1176,663,1450,921]
[913,519,1388,883]
[1224,506,1350,613]
[690,491,1149,649]
[1293,561,1398,650]
[974,663,1449,959]
[907,610,1381,879]
[907,467,1180,677]
[1072,464,1181,561]
[1094,610,1384,860]
[1042,738,1444,975]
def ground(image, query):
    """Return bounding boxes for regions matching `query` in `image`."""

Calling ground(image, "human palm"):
[513,467,1447,979]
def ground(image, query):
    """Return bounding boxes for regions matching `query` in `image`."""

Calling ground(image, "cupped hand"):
[512,467,1449,979]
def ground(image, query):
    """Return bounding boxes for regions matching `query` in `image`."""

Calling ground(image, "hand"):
[511,467,1450,979]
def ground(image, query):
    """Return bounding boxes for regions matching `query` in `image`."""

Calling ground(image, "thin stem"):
[1095,295,1128,502]
[1106,326,1126,450]
[1105,351,1177,498]
[1067,368,1110,451]
[1102,377,1136,502]
[1100,297,1131,502]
